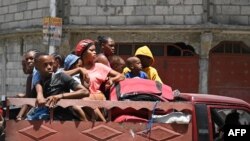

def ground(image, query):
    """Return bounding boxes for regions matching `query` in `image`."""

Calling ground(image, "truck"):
[1,92,249,141]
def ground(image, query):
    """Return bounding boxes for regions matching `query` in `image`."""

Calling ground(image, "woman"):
[75,39,125,121]
[75,39,124,95]
[95,36,116,66]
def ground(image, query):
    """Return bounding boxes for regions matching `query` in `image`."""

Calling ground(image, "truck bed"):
[5,98,193,141]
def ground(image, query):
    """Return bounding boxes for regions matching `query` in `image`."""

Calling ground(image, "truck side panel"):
[6,120,192,141]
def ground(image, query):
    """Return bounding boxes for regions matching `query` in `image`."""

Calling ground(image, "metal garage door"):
[209,41,250,103]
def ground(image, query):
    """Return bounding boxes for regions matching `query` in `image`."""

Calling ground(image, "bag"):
[109,78,173,102]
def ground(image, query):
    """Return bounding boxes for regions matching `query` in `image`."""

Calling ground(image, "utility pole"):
[49,0,56,54]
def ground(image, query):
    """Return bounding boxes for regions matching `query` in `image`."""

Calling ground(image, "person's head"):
[34,53,54,78]
[97,36,115,56]
[23,49,40,74]
[225,111,241,125]
[64,54,82,70]
[136,55,152,68]
[135,46,154,68]
[109,55,125,73]
[51,53,64,69]
[21,56,27,74]
[75,39,97,63]
[126,57,142,73]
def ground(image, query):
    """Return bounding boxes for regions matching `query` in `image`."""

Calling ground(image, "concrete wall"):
[68,0,205,25]
[0,0,50,29]
[1,0,250,29]
[68,0,250,26]
[211,0,250,25]
[0,34,47,96]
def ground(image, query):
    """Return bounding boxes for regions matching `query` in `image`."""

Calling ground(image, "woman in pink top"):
[75,39,124,121]
[75,39,125,96]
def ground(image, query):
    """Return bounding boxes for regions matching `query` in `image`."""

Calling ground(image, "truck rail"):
[5,98,193,141]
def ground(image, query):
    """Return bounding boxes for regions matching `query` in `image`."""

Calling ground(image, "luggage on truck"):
[109,78,174,122]
[109,78,173,101]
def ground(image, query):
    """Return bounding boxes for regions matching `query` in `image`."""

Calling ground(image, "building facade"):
[0,0,250,102]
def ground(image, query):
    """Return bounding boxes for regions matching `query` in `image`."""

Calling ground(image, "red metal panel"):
[209,54,250,103]
[5,98,193,141]
[162,56,199,93]
[6,121,192,141]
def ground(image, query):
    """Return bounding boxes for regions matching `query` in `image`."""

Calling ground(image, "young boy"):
[124,57,148,79]
[109,55,125,73]
[64,53,85,85]
[51,53,64,69]
[123,46,162,83]
[64,53,91,121]
[27,53,89,120]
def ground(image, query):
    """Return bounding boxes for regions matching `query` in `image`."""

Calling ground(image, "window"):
[211,41,250,54]
[210,108,250,140]
[167,45,181,56]
[149,44,165,56]
[117,44,132,55]
[116,42,196,57]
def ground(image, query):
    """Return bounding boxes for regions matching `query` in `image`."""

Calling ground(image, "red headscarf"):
[75,39,94,56]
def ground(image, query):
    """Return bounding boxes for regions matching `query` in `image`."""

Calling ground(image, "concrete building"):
[0,0,250,102]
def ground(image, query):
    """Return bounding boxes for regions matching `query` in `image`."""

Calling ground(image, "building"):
[0,0,250,102]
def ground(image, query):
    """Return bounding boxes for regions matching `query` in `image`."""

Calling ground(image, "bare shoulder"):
[95,54,109,66]
[97,54,108,59]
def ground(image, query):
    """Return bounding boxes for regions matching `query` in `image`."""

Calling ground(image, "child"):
[109,55,125,73]
[123,46,162,83]
[27,53,89,120]
[64,53,90,121]
[64,53,83,84]
[125,57,148,79]
[31,53,65,90]
[33,52,90,104]
[51,53,64,69]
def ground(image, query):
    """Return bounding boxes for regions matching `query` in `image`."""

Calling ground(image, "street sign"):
[43,17,62,46]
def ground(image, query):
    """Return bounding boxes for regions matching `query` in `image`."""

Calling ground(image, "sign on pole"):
[43,17,62,46]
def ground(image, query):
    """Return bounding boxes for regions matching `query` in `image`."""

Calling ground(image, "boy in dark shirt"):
[27,53,89,120]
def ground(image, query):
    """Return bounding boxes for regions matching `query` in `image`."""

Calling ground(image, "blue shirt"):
[125,71,148,79]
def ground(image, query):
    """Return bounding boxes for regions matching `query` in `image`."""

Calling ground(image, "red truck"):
[1,92,249,141]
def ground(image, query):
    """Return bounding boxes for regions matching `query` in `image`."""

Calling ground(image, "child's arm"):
[64,67,88,78]
[108,69,125,84]
[46,84,89,108]
[36,83,46,106]
[16,75,33,120]
[64,67,90,88]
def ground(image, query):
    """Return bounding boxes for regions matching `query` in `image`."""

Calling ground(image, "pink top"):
[86,63,112,94]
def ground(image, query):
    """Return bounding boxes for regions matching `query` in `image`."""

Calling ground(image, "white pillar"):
[199,32,213,94]
[49,0,56,54]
